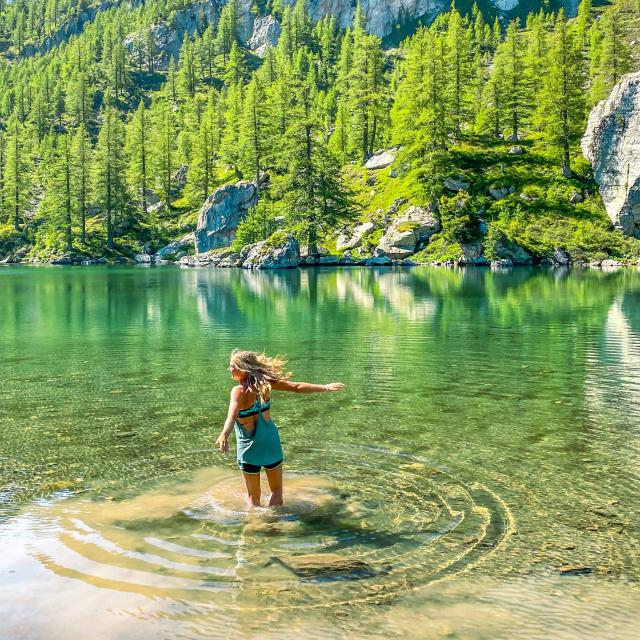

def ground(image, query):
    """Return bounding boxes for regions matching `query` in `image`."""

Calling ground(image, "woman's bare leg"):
[242,472,261,507]
[265,465,283,507]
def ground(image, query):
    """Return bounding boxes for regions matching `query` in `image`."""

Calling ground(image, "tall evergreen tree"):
[125,101,151,217]
[535,11,586,177]
[71,124,91,244]
[92,104,128,249]
[2,115,28,230]
[239,77,271,191]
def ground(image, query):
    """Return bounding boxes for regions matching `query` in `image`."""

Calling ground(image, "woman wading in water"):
[215,349,344,507]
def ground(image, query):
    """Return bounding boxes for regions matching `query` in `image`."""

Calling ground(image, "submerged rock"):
[276,553,375,578]
[560,566,593,576]
[582,72,640,237]
[195,180,258,253]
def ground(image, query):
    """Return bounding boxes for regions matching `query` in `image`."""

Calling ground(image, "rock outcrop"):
[19,1,584,62]
[195,180,258,253]
[242,232,300,269]
[376,205,440,259]
[336,222,376,252]
[581,72,640,238]
[248,15,282,56]
[487,228,532,264]
[155,232,195,259]
[364,147,398,170]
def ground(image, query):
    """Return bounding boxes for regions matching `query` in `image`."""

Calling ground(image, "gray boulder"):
[318,255,341,265]
[488,228,532,265]
[489,186,514,200]
[336,222,375,251]
[365,255,393,266]
[217,253,243,268]
[508,145,525,155]
[491,258,514,268]
[568,190,583,204]
[155,232,195,259]
[195,180,258,253]
[134,253,153,263]
[242,233,300,269]
[248,15,282,56]
[444,178,470,192]
[364,147,398,170]
[459,242,489,265]
[581,71,640,237]
[172,164,188,192]
[553,247,571,265]
[376,205,440,259]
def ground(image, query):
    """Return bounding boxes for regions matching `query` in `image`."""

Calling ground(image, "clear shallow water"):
[1,265,639,639]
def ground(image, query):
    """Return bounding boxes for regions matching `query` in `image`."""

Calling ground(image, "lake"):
[1,265,639,639]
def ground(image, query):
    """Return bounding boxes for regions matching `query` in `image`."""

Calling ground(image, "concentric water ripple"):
[12,446,515,612]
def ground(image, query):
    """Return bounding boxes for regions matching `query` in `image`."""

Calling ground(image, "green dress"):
[234,394,284,466]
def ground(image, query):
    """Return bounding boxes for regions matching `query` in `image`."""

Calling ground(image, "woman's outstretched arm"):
[215,387,242,453]
[271,380,345,393]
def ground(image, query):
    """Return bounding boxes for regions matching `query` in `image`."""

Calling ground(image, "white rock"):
[364,147,398,170]
[582,72,640,237]
[336,222,375,252]
[248,15,281,57]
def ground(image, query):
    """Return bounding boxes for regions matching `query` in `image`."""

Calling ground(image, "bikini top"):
[237,393,271,419]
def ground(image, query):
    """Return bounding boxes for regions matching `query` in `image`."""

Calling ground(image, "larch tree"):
[92,104,128,249]
[535,11,586,177]
[125,101,151,217]
[71,124,91,244]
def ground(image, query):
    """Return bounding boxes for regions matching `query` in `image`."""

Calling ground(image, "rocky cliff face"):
[18,0,582,60]
[195,180,258,253]
[582,72,640,238]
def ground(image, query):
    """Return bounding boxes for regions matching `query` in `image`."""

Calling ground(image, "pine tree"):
[215,0,238,65]
[349,15,386,161]
[2,115,28,231]
[151,96,177,207]
[239,77,271,191]
[494,19,527,141]
[535,11,586,177]
[125,101,151,217]
[281,68,357,253]
[445,7,472,136]
[224,41,247,86]
[41,133,73,251]
[71,124,91,244]
[589,8,631,104]
[575,0,592,45]
[219,82,244,178]
[92,104,128,249]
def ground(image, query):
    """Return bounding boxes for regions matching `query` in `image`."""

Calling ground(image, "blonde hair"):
[230,349,292,399]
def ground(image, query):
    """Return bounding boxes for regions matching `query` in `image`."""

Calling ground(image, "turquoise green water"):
[1,265,639,639]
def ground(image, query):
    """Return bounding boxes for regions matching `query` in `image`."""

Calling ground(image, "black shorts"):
[238,458,283,474]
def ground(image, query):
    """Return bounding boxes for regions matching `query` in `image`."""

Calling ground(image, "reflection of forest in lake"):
[1,265,640,638]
